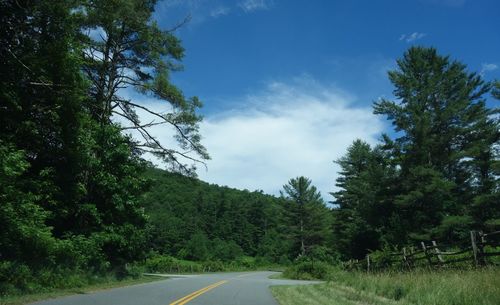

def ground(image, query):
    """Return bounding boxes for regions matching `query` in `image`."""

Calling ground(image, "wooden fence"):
[343,230,500,272]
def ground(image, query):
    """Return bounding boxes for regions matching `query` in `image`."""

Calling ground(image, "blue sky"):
[133,0,500,198]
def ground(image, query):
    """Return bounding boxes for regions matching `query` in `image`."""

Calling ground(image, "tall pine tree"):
[373,47,498,241]
[281,177,331,257]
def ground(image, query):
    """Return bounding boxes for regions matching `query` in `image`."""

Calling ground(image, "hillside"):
[140,167,292,263]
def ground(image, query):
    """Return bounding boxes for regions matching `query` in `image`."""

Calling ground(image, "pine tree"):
[281,177,331,257]
[81,0,208,174]
[373,47,497,240]
[332,140,398,258]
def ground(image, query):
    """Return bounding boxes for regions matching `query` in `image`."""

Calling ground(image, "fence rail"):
[342,230,500,272]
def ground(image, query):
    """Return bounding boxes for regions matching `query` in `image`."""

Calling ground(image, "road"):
[33,271,321,305]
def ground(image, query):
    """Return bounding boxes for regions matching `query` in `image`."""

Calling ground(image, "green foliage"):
[1,0,498,298]
[82,0,208,174]
[144,255,203,273]
[281,177,332,258]
[143,255,271,274]
[141,167,292,263]
[182,232,211,261]
[211,238,244,261]
[282,261,335,280]
[274,268,500,305]
[333,140,397,258]
[333,47,499,260]
[335,268,500,305]
[0,0,193,295]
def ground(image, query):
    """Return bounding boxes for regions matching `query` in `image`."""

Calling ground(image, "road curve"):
[32,271,321,305]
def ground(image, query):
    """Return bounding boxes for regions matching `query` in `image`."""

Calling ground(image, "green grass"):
[0,275,164,305]
[272,267,500,305]
[268,272,286,279]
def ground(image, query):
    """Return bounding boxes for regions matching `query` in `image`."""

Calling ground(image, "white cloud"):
[197,78,384,198]
[480,63,498,76]
[210,6,230,18]
[85,26,107,42]
[399,32,427,43]
[154,1,231,27]
[239,0,271,12]
[118,77,384,199]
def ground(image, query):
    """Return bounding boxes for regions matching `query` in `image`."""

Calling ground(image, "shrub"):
[202,260,225,272]
[143,255,205,273]
[282,261,334,280]
[0,261,32,295]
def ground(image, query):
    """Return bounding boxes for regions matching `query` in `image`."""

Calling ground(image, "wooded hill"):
[142,167,290,263]
[141,168,331,265]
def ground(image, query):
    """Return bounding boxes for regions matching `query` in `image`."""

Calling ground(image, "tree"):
[0,1,154,284]
[470,80,500,230]
[182,232,210,261]
[332,140,398,258]
[281,177,331,257]
[0,0,90,233]
[81,0,208,174]
[373,47,497,240]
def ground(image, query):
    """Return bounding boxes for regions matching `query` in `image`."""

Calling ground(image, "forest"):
[1,0,499,298]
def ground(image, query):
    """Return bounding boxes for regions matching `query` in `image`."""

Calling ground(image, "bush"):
[144,255,205,273]
[201,260,225,272]
[235,256,257,269]
[0,261,32,295]
[282,261,334,280]
[211,239,244,261]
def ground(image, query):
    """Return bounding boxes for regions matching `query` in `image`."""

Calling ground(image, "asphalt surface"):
[32,271,322,305]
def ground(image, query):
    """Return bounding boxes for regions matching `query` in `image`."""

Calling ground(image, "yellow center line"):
[169,280,228,305]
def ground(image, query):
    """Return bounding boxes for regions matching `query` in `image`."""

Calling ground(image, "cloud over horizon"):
[399,32,427,43]
[197,77,384,198]
[210,6,230,18]
[118,76,385,200]
[239,0,272,12]
[480,63,498,76]
[127,76,382,200]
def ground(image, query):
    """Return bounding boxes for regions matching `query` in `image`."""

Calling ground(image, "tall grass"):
[273,267,500,305]
[334,267,500,305]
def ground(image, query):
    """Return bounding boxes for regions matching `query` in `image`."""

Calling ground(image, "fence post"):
[478,231,486,266]
[432,240,444,265]
[402,247,407,269]
[421,241,433,268]
[366,255,370,273]
[409,246,415,268]
[471,230,478,267]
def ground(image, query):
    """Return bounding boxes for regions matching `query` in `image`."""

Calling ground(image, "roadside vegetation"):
[141,254,284,274]
[272,267,500,305]
[0,275,163,305]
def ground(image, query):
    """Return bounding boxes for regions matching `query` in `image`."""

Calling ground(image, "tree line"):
[142,169,332,265]
[142,47,500,265]
[332,47,500,259]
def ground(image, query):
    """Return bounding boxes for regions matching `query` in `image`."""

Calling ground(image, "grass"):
[0,275,164,305]
[271,267,500,305]
[268,273,284,279]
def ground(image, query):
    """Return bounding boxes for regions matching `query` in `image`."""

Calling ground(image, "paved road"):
[33,271,321,305]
